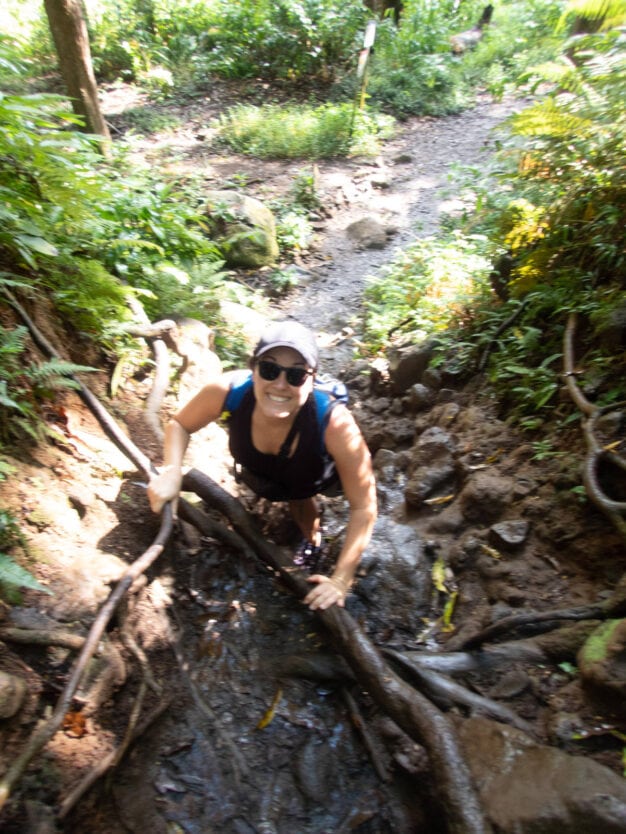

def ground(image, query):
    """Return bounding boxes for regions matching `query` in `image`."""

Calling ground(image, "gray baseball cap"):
[252,320,319,369]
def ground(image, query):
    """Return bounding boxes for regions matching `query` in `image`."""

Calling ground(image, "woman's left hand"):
[303,575,349,611]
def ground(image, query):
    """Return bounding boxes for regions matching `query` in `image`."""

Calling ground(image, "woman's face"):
[252,346,314,420]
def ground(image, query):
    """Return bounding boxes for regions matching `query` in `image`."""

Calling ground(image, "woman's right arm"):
[147,375,233,514]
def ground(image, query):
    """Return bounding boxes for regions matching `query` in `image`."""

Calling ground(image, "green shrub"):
[364,231,494,351]
[191,0,367,85]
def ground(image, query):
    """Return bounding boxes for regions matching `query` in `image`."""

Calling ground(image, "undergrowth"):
[214,102,395,159]
[364,12,626,431]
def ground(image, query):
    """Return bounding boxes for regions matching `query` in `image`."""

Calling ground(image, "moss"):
[579,619,623,665]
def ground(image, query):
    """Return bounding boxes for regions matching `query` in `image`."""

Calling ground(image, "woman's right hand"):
[147,464,183,515]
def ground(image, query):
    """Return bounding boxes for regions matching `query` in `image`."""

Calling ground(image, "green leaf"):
[0,553,52,595]
[15,235,59,257]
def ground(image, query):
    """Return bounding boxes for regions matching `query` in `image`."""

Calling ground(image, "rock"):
[425,504,464,534]
[577,619,626,711]
[373,448,400,483]
[457,716,626,833]
[204,190,279,268]
[487,669,530,699]
[368,396,392,414]
[345,216,387,249]
[388,342,436,395]
[407,383,435,412]
[405,427,458,508]
[295,738,334,803]
[421,367,442,389]
[459,472,513,523]
[219,301,267,349]
[488,520,530,550]
[0,670,27,718]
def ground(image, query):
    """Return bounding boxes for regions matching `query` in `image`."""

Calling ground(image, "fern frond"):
[0,553,52,596]
[28,359,96,389]
[509,98,593,138]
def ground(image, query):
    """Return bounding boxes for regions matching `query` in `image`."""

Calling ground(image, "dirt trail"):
[278,95,518,372]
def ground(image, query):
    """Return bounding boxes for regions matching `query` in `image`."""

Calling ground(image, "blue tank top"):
[223,374,340,500]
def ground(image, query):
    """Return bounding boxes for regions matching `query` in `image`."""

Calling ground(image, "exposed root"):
[58,686,173,820]
[0,513,173,812]
[564,312,626,538]
[383,649,536,736]
[342,686,390,782]
[457,604,611,651]
[0,628,86,651]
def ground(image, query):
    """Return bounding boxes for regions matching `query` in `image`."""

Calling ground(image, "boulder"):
[388,341,436,395]
[458,716,626,833]
[345,217,387,249]
[459,471,513,523]
[204,190,279,268]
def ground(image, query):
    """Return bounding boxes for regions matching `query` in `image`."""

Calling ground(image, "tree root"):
[563,311,626,538]
[341,686,390,782]
[457,603,612,651]
[0,510,173,812]
[383,648,536,736]
[58,686,173,820]
[0,627,86,651]
[183,468,493,834]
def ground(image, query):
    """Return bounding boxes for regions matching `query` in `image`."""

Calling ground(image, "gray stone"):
[345,217,387,249]
[405,427,458,507]
[422,367,442,389]
[489,520,530,550]
[407,383,435,412]
[388,341,436,395]
[459,472,513,523]
[204,190,279,268]
[0,670,27,718]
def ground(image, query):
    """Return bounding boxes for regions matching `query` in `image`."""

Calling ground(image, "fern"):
[0,325,95,445]
[0,553,52,600]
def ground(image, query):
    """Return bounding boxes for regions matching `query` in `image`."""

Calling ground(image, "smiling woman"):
[148,320,377,611]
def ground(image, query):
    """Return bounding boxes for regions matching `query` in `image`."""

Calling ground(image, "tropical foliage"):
[365,10,626,426]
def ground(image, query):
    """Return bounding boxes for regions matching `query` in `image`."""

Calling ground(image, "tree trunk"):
[43,0,111,152]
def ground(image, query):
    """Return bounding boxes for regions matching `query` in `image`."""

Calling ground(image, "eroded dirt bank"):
[1,90,626,834]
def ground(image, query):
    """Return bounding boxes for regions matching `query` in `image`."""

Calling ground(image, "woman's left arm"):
[304,406,377,611]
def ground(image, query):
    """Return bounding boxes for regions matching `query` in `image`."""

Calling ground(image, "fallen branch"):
[183,468,492,834]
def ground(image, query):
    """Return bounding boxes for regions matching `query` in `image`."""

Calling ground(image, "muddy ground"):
[1,83,625,833]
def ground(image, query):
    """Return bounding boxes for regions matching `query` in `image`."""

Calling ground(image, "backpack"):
[221,370,348,455]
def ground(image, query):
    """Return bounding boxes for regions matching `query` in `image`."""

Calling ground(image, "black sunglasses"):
[257,359,314,387]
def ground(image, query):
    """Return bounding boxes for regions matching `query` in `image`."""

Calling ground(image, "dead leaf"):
[63,710,88,738]
[256,687,283,730]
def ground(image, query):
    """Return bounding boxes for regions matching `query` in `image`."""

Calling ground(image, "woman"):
[148,320,377,611]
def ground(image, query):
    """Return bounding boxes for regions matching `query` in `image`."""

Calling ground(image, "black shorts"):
[234,464,342,502]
